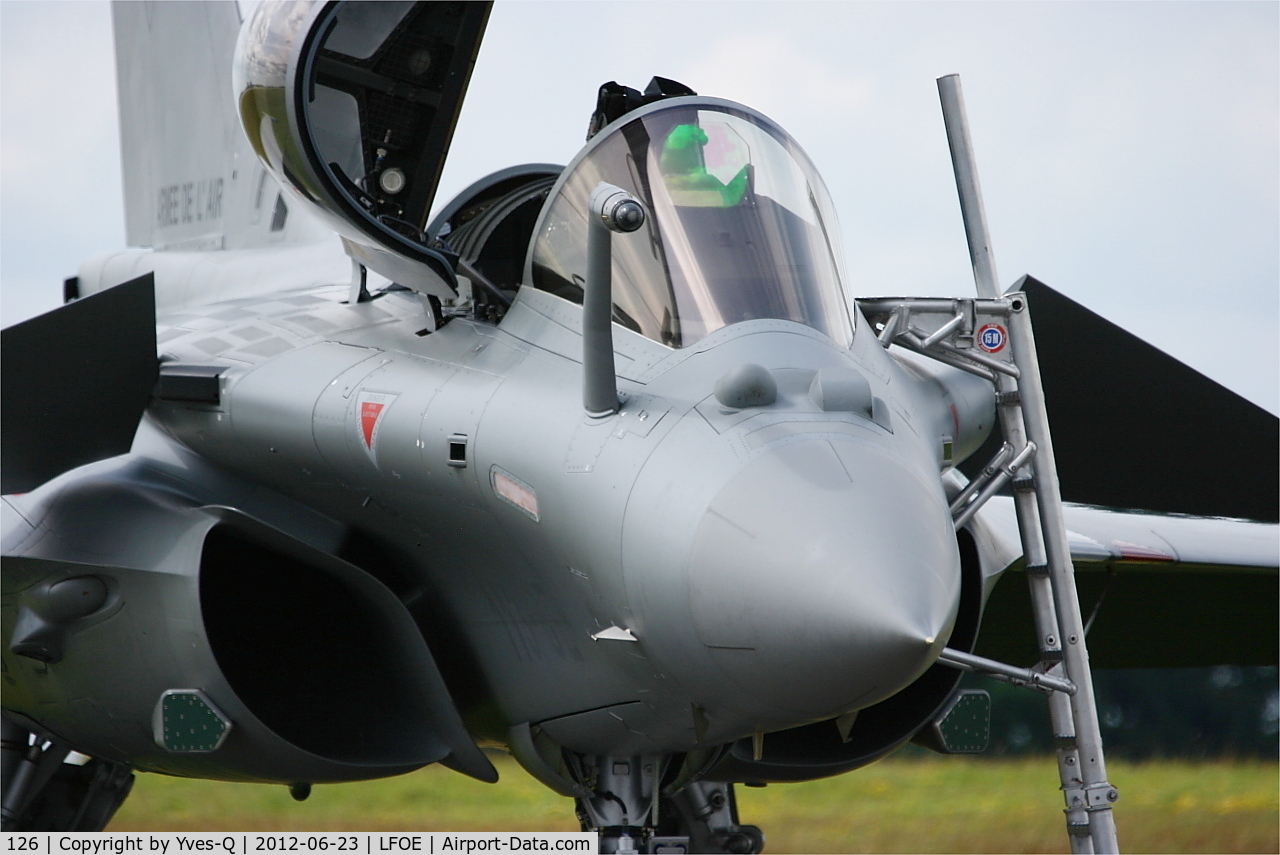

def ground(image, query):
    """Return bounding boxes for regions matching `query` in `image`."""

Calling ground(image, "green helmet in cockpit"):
[529,98,853,349]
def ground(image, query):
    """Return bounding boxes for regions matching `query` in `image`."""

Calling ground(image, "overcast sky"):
[2,1,1276,412]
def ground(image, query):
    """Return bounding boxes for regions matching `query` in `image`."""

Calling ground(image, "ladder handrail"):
[859,294,1120,854]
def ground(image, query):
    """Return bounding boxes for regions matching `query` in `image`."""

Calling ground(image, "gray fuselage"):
[148,279,994,757]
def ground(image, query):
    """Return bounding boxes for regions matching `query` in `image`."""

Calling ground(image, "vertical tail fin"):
[111,1,313,251]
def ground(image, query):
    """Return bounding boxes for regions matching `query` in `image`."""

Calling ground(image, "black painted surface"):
[975,562,1278,668]
[960,275,1279,522]
[2,275,157,494]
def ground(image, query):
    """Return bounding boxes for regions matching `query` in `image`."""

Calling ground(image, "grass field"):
[109,753,1277,853]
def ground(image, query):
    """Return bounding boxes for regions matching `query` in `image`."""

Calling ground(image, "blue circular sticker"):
[977,323,1006,353]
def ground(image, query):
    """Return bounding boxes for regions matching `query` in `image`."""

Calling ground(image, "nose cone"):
[689,438,959,724]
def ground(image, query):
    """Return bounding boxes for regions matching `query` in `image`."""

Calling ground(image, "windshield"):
[527,100,853,348]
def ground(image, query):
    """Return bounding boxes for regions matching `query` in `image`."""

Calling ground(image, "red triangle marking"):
[360,401,386,450]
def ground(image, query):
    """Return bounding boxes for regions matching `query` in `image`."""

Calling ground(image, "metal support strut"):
[859,73,1121,854]
[569,754,663,854]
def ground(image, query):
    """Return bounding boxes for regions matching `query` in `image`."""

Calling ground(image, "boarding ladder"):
[857,75,1120,854]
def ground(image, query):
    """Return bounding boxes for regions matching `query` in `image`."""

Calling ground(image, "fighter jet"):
[2,2,1275,852]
